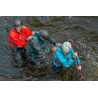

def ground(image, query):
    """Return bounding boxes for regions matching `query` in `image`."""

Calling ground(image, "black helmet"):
[39,30,50,40]
[14,19,23,27]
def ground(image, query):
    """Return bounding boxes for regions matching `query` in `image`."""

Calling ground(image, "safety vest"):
[52,46,73,68]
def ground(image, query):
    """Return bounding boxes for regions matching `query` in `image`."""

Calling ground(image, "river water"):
[0,16,98,81]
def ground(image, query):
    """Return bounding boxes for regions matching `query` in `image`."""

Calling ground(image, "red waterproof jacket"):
[9,26,32,49]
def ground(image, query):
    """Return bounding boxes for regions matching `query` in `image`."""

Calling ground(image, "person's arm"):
[49,37,62,46]
[71,47,81,66]
[48,37,57,45]
[10,32,28,48]
[71,47,82,70]
[24,26,32,36]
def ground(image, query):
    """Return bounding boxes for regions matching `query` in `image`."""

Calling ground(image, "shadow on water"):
[0,16,98,81]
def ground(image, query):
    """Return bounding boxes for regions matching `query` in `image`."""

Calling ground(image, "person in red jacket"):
[9,19,33,67]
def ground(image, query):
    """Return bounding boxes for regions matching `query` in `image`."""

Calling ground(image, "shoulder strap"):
[34,31,39,34]
[52,52,62,65]
[31,36,40,43]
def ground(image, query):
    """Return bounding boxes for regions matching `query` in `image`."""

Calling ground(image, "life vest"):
[9,26,32,49]
[52,46,73,68]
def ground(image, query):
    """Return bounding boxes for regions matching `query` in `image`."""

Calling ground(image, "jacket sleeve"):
[10,31,28,48]
[71,47,81,66]
[24,26,32,36]
[48,37,57,45]
[56,52,74,67]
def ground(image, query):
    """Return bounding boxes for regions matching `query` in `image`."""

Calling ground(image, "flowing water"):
[0,16,98,81]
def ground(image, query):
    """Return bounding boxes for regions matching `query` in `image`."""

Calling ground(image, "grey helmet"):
[14,19,23,27]
[38,30,50,40]
[62,42,71,52]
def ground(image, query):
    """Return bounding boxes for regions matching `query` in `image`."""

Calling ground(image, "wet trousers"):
[11,46,29,66]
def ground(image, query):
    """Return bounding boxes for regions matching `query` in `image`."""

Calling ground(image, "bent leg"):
[20,46,28,64]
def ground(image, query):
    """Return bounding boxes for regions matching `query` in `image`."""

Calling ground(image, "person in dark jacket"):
[28,30,61,67]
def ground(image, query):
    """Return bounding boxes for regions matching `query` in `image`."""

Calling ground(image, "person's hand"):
[73,52,78,58]
[52,47,57,52]
[26,36,32,41]
[77,65,81,71]
[56,43,62,46]
[31,31,35,35]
